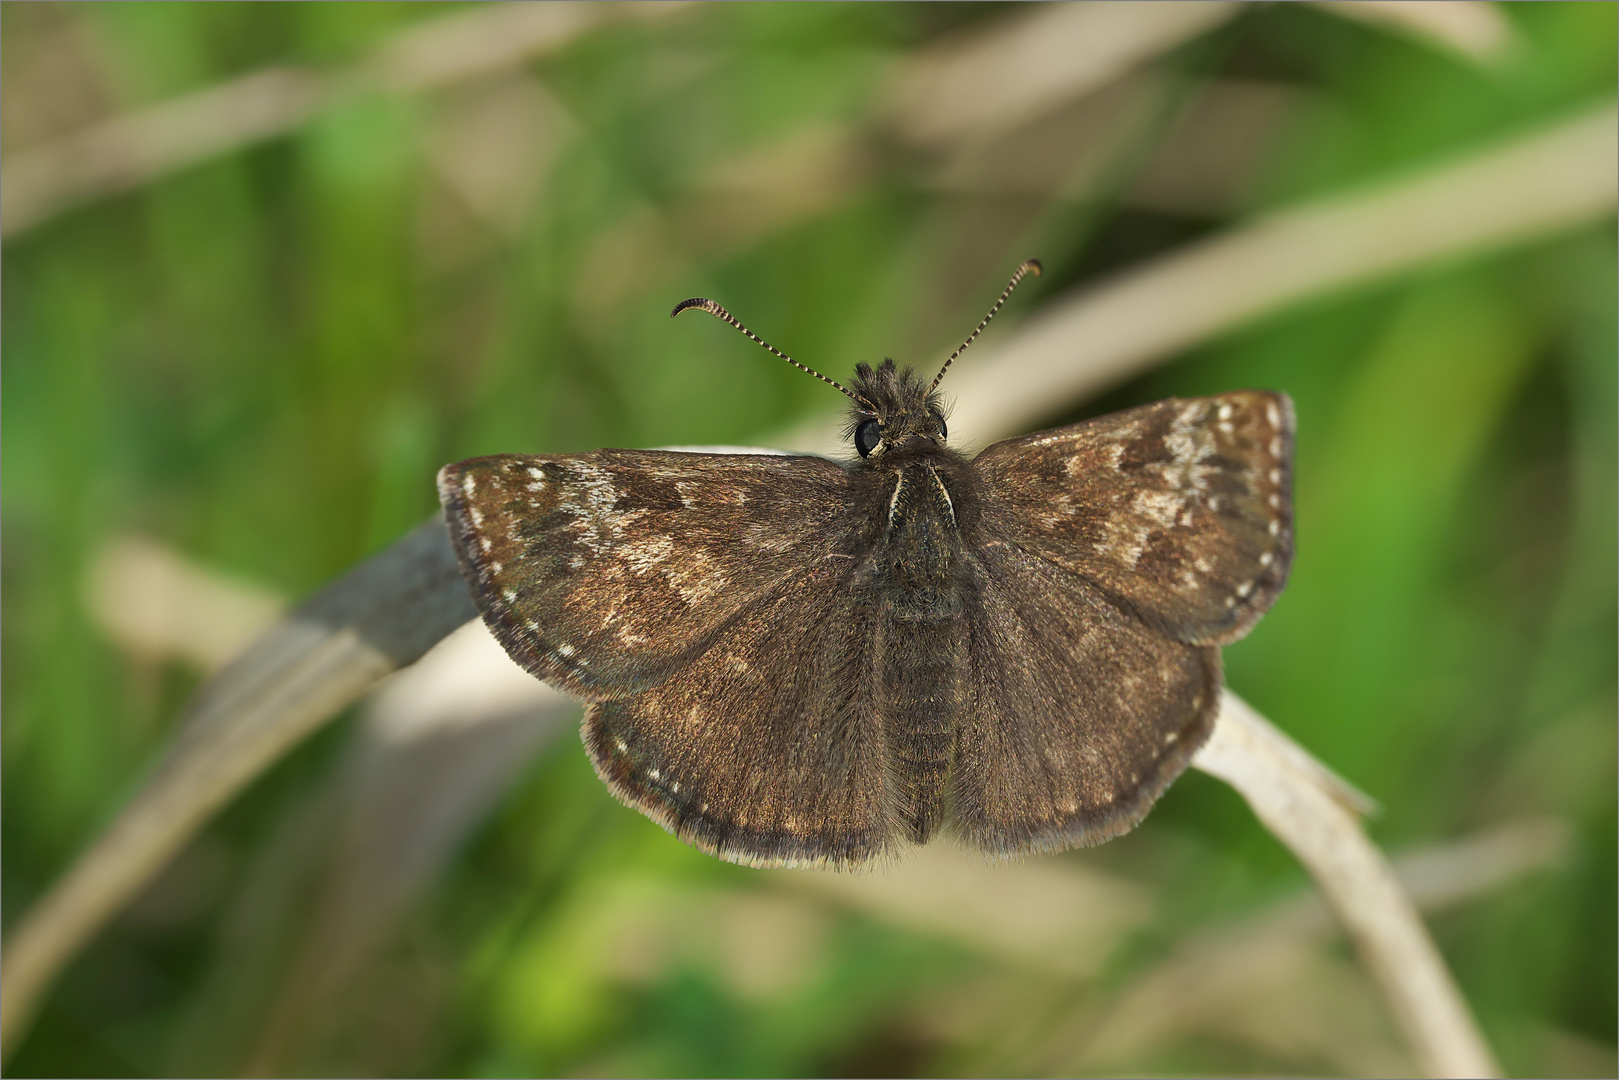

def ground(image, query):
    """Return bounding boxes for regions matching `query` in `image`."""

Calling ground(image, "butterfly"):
[437,260,1294,868]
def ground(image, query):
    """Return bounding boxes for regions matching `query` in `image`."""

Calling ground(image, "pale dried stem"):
[0,520,474,1054]
[1194,694,1501,1078]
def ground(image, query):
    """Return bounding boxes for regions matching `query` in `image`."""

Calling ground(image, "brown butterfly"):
[438,261,1294,868]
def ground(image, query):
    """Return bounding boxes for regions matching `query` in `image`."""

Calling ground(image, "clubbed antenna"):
[929,258,1042,392]
[671,297,870,408]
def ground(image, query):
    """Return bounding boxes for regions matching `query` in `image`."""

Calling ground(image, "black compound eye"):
[930,409,948,441]
[855,418,882,457]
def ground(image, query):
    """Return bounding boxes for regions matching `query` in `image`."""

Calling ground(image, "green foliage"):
[3,3,1613,1076]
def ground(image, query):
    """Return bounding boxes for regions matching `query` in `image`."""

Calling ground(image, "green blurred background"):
[3,2,1614,1076]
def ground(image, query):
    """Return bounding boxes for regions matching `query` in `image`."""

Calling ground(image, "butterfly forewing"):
[972,391,1294,646]
[437,450,856,698]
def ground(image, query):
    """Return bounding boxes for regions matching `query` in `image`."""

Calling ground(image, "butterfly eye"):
[931,409,948,441]
[855,418,883,457]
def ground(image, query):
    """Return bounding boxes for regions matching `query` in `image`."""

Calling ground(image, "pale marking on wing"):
[1259,552,1274,567]
[558,643,576,657]
[1269,468,1282,484]
[1266,401,1281,428]
[461,474,476,497]
[621,535,677,574]
[489,561,503,574]
[1163,402,1219,493]
[1269,520,1281,536]
[526,619,540,630]
[480,537,492,552]
[1217,402,1234,421]
[1133,489,1182,528]
[469,507,484,527]
[503,588,518,602]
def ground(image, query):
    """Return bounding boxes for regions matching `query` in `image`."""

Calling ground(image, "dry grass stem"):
[1195,693,1502,1078]
[0,519,474,1054]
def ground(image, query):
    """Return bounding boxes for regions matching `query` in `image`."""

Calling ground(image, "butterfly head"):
[846,359,949,459]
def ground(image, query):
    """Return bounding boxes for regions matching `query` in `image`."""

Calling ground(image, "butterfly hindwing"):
[585,558,893,868]
[954,540,1220,855]
[437,450,856,699]
[972,392,1294,646]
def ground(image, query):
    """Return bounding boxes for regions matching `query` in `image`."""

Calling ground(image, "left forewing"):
[972,392,1294,646]
[437,449,856,698]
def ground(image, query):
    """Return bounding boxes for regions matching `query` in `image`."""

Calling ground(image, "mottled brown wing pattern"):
[436,450,856,699]
[954,540,1220,855]
[585,559,892,868]
[973,392,1294,646]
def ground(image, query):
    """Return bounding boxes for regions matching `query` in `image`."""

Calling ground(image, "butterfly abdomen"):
[870,460,973,843]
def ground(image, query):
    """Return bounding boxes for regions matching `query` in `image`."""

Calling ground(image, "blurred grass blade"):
[242,624,573,1072]
[891,1,1240,146]
[774,101,1619,457]
[1054,816,1566,1074]
[0,2,689,239]
[0,518,475,1057]
[1312,0,1518,65]
[944,101,1619,443]
[1195,692,1502,1078]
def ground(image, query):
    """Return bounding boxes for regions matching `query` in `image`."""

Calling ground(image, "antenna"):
[671,297,870,407]
[929,258,1041,392]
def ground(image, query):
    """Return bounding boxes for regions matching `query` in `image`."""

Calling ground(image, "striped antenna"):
[671,297,870,408]
[929,258,1042,392]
